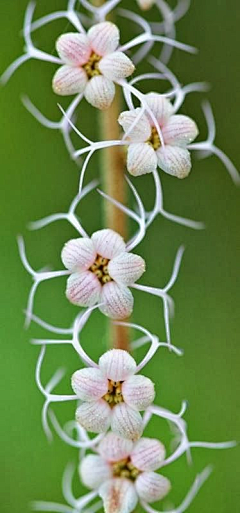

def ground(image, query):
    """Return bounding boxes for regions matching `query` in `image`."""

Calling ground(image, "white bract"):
[52,21,135,109]
[61,228,145,320]
[80,432,170,513]
[72,349,155,440]
[119,93,199,178]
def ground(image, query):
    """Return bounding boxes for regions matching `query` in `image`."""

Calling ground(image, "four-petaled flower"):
[80,432,171,513]
[61,228,145,320]
[118,93,199,178]
[71,349,155,441]
[52,21,135,110]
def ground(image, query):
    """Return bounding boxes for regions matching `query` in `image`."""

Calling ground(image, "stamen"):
[147,126,161,150]
[83,52,102,79]
[102,380,124,407]
[89,255,113,285]
[112,458,140,481]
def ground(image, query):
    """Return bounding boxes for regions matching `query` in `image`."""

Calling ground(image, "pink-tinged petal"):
[61,238,96,272]
[131,438,166,471]
[71,368,108,401]
[85,75,115,110]
[80,455,112,490]
[146,93,174,126]
[157,145,192,179]
[92,229,126,259]
[127,143,158,176]
[122,375,155,411]
[88,22,120,56]
[66,271,101,307]
[99,52,135,81]
[162,115,199,146]
[118,109,151,142]
[52,65,87,96]
[100,282,134,320]
[135,472,171,503]
[99,478,138,513]
[108,253,145,286]
[98,432,133,462]
[111,403,143,441]
[99,349,137,381]
[76,399,111,433]
[56,33,91,66]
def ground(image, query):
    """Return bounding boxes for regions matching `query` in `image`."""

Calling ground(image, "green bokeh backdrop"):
[1,1,239,512]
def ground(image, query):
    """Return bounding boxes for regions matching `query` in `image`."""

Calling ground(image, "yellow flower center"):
[83,52,102,79]
[103,380,124,408]
[89,255,112,285]
[112,458,140,481]
[147,126,161,150]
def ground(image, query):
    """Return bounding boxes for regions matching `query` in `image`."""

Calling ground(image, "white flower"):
[72,349,155,441]
[52,22,135,110]
[61,228,145,320]
[80,432,170,513]
[118,93,199,178]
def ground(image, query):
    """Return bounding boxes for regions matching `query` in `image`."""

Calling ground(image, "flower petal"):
[85,75,115,110]
[118,108,151,142]
[108,253,145,285]
[52,65,87,96]
[122,375,155,411]
[127,143,158,176]
[146,93,174,126]
[71,368,108,401]
[99,52,135,81]
[88,22,120,56]
[66,271,101,307]
[131,438,166,471]
[100,282,134,320]
[61,238,96,272]
[99,478,138,513]
[98,432,133,462]
[56,33,91,65]
[91,229,126,259]
[80,455,112,490]
[76,399,111,433]
[99,349,137,381]
[137,0,155,9]
[111,403,143,441]
[135,472,171,503]
[162,115,199,147]
[157,145,192,179]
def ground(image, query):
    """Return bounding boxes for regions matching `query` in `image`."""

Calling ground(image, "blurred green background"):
[1,0,239,512]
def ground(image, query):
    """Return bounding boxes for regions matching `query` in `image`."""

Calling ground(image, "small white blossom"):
[119,93,199,178]
[80,432,170,513]
[72,349,155,440]
[61,228,145,320]
[52,22,135,110]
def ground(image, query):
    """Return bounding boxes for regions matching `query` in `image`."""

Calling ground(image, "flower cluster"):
[53,22,135,109]
[3,1,238,513]
[81,432,170,512]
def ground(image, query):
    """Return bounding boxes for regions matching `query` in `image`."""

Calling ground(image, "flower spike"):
[8,2,237,512]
